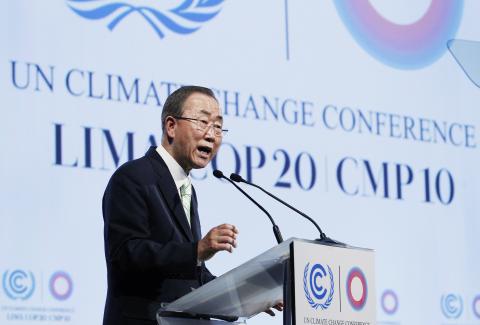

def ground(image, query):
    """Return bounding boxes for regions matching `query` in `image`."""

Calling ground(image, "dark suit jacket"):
[102,146,215,325]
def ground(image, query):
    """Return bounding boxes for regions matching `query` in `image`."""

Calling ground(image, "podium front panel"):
[291,240,376,325]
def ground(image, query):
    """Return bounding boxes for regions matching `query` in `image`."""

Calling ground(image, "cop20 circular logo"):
[303,263,334,310]
[473,295,480,319]
[381,289,398,315]
[441,294,463,319]
[2,269,35,300]
[334,0,464,69]
[346,267,368,311]
[49,271,73,301]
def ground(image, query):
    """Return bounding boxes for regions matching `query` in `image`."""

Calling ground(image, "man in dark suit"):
[102,86,239,325]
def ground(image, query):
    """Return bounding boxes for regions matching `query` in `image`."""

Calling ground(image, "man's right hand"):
[197,224,239,262]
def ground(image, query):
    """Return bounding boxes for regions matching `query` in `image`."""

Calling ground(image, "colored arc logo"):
[66,0,224,39]
[334,0,464,69]
[49,271,73,301]
[346,267,368,311]
[381,290,399,315]
[473,295,480,319]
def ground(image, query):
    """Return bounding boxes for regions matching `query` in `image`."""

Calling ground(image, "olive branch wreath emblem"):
[66,0,224,39]
[303,263,334,310]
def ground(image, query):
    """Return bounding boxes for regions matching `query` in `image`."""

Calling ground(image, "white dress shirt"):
[156,145,192,223]
[156,145,202,265]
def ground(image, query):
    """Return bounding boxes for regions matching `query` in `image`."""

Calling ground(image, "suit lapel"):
[145,147,193,242]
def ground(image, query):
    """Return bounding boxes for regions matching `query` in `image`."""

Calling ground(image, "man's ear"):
[164,116,176,139]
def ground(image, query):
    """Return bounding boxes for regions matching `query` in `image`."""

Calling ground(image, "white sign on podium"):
[291,241,376,325]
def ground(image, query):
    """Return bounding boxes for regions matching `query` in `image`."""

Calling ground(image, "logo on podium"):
[346,267,368,311]
[303,263,334,310]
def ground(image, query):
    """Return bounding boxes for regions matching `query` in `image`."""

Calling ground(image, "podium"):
[157,238,375,325]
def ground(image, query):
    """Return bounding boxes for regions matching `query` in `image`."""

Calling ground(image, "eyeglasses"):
[173,116,228,137]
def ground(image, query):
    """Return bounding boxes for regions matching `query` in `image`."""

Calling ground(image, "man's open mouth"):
[198,146,212,155]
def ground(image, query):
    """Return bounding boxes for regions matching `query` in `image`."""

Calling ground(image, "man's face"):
[169,92,223,172]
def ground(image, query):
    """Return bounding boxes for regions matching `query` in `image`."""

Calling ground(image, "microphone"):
[213,170,283,244]
[229,173,345,246]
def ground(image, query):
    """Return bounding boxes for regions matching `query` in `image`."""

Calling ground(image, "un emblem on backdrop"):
[303,263,334,310]
[66,0,224,39]
[2,269,35,300]
[441,294,463,319]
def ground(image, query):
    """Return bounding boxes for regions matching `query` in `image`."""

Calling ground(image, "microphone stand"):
[229,173,345,246]
[213,170,283,244]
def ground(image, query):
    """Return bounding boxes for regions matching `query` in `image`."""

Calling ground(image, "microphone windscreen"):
[230,173,244,182]
[213,170,224,178]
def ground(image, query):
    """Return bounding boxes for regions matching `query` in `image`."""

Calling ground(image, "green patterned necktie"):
[179,178,192,226]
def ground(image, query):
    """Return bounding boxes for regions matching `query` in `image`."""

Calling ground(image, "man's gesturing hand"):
[197,224,239,262]
[264,302,284,316]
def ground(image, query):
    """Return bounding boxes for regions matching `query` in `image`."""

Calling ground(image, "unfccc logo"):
[303,263,334,310]
[441,294,463,319]
[2,269,35,300]
[346,267,368,311]
[49,271,73,301]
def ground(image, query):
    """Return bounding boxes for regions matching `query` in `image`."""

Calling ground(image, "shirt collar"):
[156,145,189,190]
